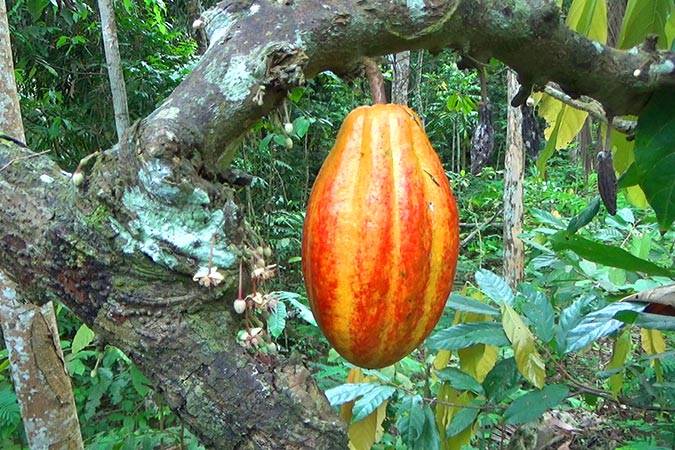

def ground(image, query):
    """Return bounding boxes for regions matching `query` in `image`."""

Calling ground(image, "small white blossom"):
[193,266,225,287]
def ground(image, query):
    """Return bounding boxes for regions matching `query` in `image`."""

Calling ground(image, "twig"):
[461,208,503,248]
[0,149,52,173]
[557,360,675,413]
[542,83,636,134]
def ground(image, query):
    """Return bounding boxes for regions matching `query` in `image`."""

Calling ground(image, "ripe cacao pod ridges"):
[302,104,460,369]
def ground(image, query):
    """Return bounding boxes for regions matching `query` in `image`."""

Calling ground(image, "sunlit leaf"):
[565,301,645,353]
[445,293,500,316]
[502,305,546,388]
[607,329,632,397]
[325,383,382,406]
[618,0,673,49]
[71,323,95,355]
[347,400,387,450]
[426,323,509,351]
[567,0,608,42]
[520,284,555,343]
[475,269,514,306]
[349,385,395,422]
[459,343,498,383]
[641,328,666,382]
[267,301,287,338]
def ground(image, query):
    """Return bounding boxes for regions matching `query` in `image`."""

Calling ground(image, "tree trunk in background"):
[414,51,424,117]
[391,51,410,105]
[97,0,130,141]
[0,275,84,450]
[503,70,525,289]
[579,117,593,181]
[608,0,626,47]
[0,0,24,143]
[0,3,84,448]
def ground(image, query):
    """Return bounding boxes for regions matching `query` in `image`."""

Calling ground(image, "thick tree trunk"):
[503,70,525,289]
[0,0,24,143]
[1,2,84,448]
[1,1,673,447]
[392,51,411,104]
[97,0,130,141]
[0,275,84,450]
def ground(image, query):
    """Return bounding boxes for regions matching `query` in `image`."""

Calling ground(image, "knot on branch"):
[264,44,309,90]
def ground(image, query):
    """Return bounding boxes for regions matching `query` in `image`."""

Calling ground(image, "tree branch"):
[542,83,636,134]
[142,0,673,175]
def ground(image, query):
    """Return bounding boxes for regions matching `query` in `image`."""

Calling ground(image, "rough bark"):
[0,275,84,450]
[607,0,626,48]
[392,51,411,104]
[1,2,83,448]
[97,0,130,141]
[0,0,24,142]
[503,70,525,289]
[1,0,674,447]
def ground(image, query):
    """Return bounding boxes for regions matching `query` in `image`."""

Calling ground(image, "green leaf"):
[415,404,441,450]
[549,232,673,277]
[607,329,632,397]
[483,357,521,402]
[436,367,485,395]
[288,87,306,103]
[475,269,514,306]
[530,208,566,229]
[556,295,595,351]
[633,90,675,230]
[446,405,481,437]
[503,384,570,425]
[273,291,317,326]
[426,323,510,351]
[292,117,313,138]
[520,284,555,343]
[396,395,425,446]
[565,302,646,353]
[614,310,675,331]
[27,0,50,22]
[352,385,396,422]
[536,108,562,178]
[56,36,69,49]
[267,301,287,338]
[130,365,151,396]
[567,197,601,233]
[445,294,500,317]
[71,323,95,355]
[566,0,608,42]
[535,100,588,177]
[502,305,546,388]
[618,0,673,49]
[325,383,381,406]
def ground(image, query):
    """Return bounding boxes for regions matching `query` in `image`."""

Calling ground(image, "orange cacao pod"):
[302,104,460,368]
